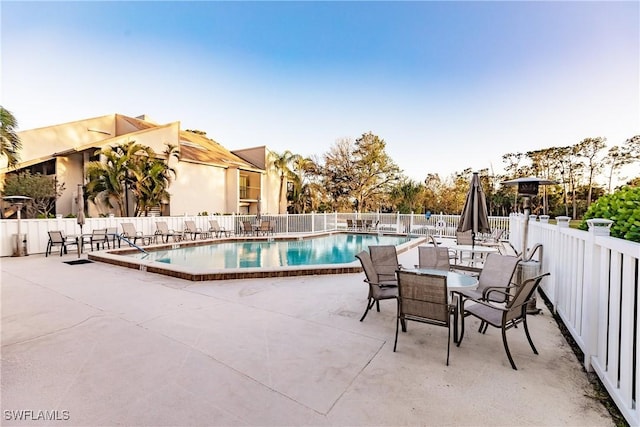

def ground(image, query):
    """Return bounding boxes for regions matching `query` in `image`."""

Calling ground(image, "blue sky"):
[2,1,639,183]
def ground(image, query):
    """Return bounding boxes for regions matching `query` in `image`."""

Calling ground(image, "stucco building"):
[0,113,284,218]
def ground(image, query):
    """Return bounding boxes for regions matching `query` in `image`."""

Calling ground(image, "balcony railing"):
[239,187,260,200]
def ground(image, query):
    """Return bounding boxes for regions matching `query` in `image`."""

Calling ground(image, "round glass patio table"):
[406,268,478,290]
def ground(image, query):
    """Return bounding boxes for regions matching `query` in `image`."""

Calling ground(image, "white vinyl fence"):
[509,214,640,426]
[6,210,637,422]
[0,212,511,257]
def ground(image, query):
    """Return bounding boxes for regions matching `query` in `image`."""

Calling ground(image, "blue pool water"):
[127,233,414,269]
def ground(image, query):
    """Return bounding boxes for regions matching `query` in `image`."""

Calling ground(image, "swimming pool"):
[130,233,413,268]
[88,232,424,281]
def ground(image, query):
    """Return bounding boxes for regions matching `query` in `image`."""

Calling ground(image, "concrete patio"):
[1,247,614,426]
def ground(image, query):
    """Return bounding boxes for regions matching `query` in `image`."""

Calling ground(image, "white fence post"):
[581,220,608,372]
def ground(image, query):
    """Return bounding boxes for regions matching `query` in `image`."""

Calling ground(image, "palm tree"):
[129,144,179,216]
[85,141,152,216]
[85,146,129,216]
[0,106,22,167]
[289,156,317,213]
[270,150,298,214]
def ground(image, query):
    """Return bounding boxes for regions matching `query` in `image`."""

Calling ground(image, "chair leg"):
[502,327,517,370]
[479,321,489,334]
[446,324,451,366]
[46,242,51,257]
[457,310,466,347]
[375,300,381,312]
[393,301,401,352]
[453,307,459,344]
[360,298,375,322]
[523,316,539,355]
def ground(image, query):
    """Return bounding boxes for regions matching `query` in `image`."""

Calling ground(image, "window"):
[239,175,248,199]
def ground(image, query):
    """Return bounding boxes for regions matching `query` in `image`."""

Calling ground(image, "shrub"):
[579,186,640,242]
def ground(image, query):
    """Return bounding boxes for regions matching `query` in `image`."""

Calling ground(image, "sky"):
[2,1,639,184]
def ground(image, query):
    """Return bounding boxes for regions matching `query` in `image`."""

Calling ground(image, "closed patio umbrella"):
[457,172,491,247]
[76,184,85,234]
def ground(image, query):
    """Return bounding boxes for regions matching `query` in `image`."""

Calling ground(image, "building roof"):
[2,113,262,173]
[178,130,259,170]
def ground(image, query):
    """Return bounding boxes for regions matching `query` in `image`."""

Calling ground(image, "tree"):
[351,132,401,212]
[501,152,525,209]
[423,173,445,213]
[2,171,65,218]
[321,138,356,211]
[604,135,640,193]
[288,155,318,213]
[318,133,402,213]
[389,179,423,214]
[0,106,21,168]
[85,141,153,216]
[526,148,557,214]
[575,137,606,208]
[86,146,128,216]
[129,144,179,216]
[270,150,298,214]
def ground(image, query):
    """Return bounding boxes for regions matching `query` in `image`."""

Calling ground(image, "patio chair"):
[46,230,78,257]
[458,272,551,370]
[456,230,474,245]
[258,220,273,236]
[416,246,451,271]
[241,220,256,236]
[106,227,121,248]
[455,230,477,264]
[478,229,505,254]
[346,219,354,230]
[120,223,144,246]
[394,269,457,365]
[355,251,399,322]
[452,253,520,304]
[369,245,402,282]
[208,220,230,238]
[426,234,451,258]
[184,220,208,240]
[89,228,110,251]
[156,221,182,242]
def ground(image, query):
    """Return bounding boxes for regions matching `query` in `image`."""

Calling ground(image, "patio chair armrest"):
[482,286,516,301]
[461,296,507,312]
[365,279,397,289]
